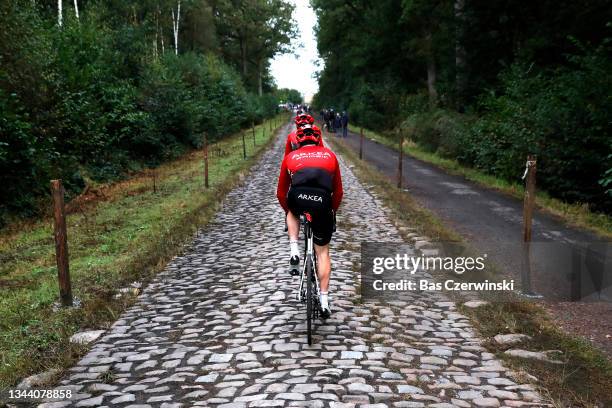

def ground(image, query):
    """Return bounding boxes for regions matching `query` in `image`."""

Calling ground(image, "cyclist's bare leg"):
[287,211,300,272]
[314,244,330,292]
[287,211,299,241]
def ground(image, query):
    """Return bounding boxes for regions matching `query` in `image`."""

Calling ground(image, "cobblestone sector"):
[39,128,547,407]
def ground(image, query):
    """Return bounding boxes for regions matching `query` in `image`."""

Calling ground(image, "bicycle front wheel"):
[306,259,313,346]
[306,253,316,345]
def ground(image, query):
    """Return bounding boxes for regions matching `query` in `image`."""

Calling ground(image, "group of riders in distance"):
[276,108,344,320]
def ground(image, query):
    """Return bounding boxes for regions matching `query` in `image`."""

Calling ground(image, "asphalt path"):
[335,129,611,303]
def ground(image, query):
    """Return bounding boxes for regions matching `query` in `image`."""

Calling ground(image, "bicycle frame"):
[297,217,320,303]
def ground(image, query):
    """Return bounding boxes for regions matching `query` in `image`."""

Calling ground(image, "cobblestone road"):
[42,126,547,407]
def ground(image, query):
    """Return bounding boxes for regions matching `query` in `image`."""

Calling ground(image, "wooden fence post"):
[521,155,537,296]
[523,155,537,242]
[252,122,256,147]
[50,180,73,307]
[242,131,246,159]
[397,130,404,188]
[203,133,209,189]
[359,127,364,160]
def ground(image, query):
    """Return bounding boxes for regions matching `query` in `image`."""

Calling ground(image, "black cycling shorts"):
[288,187,334,246]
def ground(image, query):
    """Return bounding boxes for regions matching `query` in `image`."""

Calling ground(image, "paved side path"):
[42,128,546,408]
[339,130,610,301]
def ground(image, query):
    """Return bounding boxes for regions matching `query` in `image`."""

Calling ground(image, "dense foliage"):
[0,0,299,225]
[313,0,612,213]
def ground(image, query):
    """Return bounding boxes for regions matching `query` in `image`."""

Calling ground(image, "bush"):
[400,109,469,157]
[0,6,276,226]
[396,43,611,213]
[245,93,278,125]
[469,52,611,211]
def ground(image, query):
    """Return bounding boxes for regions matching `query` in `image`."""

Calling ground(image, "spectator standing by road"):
[328,108,336,132]
[341,111,349,138]
[334,113,341,135]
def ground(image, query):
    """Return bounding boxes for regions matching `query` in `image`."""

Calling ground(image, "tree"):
[0,0,294,223]
[454,0,466,106]
[171,0,181,54]
[248,0,297,95]
[401,0,453,105]
[213,0,296,93]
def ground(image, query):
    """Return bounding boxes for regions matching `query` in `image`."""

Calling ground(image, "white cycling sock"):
[290,240,300,259]
[320,292,329,309]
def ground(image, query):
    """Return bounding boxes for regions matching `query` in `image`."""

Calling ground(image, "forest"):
[312,0,612,214]
[0,0,300,226]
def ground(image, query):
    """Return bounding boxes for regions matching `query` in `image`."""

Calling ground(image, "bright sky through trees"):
[270,0,320,102]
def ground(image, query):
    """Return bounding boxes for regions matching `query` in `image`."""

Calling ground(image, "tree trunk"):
[58,0,62,26]
[172,8,177,54]
[258,62,263,96]
[454,0,466,108]
[425,31,438,105]
[158,7,165,55]
[154,11,159,58]
[73,0,79,20]
[240,37,248,77]
[172,0,181,55]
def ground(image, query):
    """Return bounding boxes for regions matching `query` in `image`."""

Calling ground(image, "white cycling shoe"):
[320,296,331,319]
[289,255,300,276]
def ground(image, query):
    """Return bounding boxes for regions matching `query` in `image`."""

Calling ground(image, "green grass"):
[329,135,612,408]
[0,114,288,389]
[349,125,612,239]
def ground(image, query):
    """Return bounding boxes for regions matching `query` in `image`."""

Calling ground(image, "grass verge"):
[329,135,612,408]
[0,114,289,390]
[349,125,612,239]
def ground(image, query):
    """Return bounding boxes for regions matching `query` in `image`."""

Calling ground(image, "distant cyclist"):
[277,126,343,318]
[285,114,323,156]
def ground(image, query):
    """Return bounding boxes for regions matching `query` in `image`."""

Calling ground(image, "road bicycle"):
[295,212,322,345]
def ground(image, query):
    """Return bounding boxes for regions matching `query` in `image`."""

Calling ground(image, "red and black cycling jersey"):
[284,131,324,156]
[277,145,343,212]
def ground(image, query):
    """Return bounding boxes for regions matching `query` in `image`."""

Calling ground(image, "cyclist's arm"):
[284,136,292,156]
[331,159,343,211]
[277,158,290,212]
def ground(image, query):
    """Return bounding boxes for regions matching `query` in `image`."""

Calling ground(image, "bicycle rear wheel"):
[306,255,313,345]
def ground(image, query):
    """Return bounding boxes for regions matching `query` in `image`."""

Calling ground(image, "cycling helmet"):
[294,114,315,125]
[296,126,321,145]
[296,120,313,129]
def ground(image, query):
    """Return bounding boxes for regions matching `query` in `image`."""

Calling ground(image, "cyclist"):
[285,114,323,156]
[277,126,343,318]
